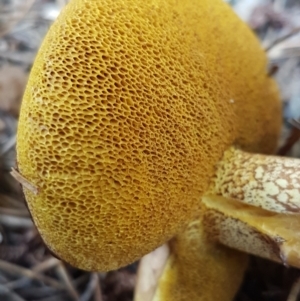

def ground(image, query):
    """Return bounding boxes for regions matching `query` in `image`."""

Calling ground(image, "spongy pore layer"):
[17,0,281,271]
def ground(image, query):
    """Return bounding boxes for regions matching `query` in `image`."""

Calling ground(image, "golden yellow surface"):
[17,0,281,271]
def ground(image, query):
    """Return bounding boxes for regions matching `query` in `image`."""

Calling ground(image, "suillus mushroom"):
[14,0,300,299]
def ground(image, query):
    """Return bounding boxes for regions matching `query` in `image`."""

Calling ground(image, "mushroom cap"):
[16,0,281,271]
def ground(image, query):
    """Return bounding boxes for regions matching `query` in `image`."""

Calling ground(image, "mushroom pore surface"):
[17,0,281,271]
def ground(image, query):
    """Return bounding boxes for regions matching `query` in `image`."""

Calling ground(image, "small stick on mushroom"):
[10,168,38,195]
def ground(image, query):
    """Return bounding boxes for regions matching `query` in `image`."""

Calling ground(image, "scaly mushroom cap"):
[16,0,281,271]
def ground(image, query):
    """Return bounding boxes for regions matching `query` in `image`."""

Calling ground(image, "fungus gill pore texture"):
[17,0,281,271]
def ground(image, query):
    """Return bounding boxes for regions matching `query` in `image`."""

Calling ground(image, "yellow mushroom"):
[15,0,299,299]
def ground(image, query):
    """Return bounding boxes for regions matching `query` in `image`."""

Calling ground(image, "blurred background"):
[0,0,299,300]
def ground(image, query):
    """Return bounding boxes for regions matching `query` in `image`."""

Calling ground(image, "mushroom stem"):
[203,147,300,268]
[208,147,300,213]
[202,195,300,268]
[135,219,248,301]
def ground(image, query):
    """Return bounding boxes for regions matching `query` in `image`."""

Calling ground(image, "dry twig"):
[0,259,65,290]
[80,273,102,301]
[56,262,80,301]
[266,26,300,52]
